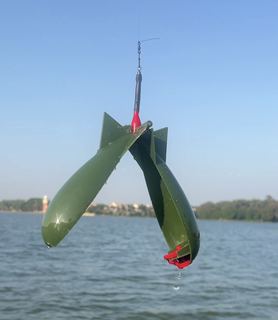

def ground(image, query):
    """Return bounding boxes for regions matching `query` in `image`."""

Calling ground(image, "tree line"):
[0,198,156,217]
[195,196,278,222]
[0,198,44,212]
[1,196,278,222]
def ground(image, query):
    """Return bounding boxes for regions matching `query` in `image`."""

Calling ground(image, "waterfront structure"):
[42,196,48,213]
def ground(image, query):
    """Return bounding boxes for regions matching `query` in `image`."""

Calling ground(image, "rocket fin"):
[99,112,129,149]
[154,128,168,163]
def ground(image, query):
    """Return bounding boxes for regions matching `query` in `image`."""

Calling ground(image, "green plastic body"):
[130,129,200,262]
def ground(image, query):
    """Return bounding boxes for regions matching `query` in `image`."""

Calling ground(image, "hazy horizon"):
[0,194,276,207]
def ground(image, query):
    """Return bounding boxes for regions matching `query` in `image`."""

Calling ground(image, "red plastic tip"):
[164,246,191,269]
[131,111,141,134]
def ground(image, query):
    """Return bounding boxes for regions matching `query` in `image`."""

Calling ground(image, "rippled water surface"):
[0,213,277,320]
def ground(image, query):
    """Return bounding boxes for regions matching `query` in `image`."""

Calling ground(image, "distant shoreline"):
[0,211,118,217]
[0,211,44,214]
[2,197,277,222]
[0,211,276,223]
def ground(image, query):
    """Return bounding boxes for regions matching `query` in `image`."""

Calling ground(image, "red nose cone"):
[131,111,141,133]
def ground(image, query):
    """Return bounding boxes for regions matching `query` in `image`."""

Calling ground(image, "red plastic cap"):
[164,246,191,269]
[131,111,141,133]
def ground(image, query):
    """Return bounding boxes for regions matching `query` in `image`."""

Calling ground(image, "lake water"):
[0,213,277,320]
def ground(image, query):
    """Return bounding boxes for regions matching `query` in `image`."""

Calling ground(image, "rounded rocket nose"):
[42,211,77,248]
[41,223,60,248]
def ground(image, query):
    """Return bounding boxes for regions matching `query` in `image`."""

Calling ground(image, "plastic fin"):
[99,112,128,149]
[154,128,168,163]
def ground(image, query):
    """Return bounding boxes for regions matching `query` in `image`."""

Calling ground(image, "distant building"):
[133,204,139,211]
[90,202,98,207]
[42,195,48,213]
[109,202,123,209]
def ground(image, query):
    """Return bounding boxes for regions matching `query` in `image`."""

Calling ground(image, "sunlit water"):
[0,213,277,320]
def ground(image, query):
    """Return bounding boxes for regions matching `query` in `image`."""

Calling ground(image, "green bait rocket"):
[42,42,200,269]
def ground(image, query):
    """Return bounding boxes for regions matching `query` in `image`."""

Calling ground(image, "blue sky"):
[0,0,277,206]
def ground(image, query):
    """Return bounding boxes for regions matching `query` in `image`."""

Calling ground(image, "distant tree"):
[0,200,25,211]
[21,198,42,212]
[12,200,25,211]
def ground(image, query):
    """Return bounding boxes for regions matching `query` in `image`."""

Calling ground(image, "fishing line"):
[140,38,160,43]
[137,0,140,41]
[137,0,160,45]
